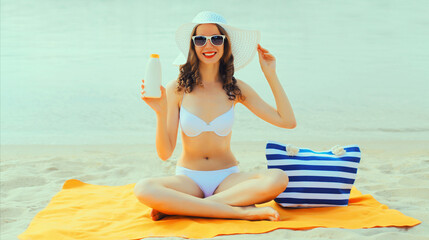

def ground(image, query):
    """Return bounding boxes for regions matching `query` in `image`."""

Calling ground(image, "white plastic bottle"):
[144,54,162,98]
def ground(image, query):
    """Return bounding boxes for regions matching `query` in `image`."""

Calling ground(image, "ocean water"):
[1,0,428,145]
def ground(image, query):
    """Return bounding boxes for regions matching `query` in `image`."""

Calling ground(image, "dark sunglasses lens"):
[194,36,207,46]
[211,36,224,45]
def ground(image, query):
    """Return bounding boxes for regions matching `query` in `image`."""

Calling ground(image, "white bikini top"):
[180,94,234,137]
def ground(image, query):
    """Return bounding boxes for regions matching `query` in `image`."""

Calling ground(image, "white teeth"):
[204,52,216,56]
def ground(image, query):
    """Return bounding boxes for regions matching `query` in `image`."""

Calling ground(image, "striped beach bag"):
[266,141,361,208]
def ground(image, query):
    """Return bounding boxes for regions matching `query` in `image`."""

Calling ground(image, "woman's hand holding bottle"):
[141,79,167,115]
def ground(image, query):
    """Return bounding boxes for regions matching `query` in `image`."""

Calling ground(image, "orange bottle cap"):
[150,54,160,58]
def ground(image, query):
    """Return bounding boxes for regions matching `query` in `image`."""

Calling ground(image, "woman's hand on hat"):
[257,44,276,77]
[141,79,167,115]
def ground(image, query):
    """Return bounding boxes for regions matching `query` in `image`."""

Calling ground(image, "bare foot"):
[150,208,168,221]
[240,206,280,221]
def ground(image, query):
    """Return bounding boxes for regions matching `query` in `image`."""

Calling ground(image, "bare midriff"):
[177,131,239,171]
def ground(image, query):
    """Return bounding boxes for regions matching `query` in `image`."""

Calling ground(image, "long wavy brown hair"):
[176,24,244,102]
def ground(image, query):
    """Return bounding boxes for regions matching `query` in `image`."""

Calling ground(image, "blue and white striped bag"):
[266,141,361,208]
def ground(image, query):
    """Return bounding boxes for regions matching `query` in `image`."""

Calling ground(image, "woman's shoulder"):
[166,80,183,102]
[166,80,182,94]
[231,78,247,104]
[235,78,251,90]
[235,78,254,98]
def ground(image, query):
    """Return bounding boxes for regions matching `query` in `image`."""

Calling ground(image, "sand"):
[1,140,428,239]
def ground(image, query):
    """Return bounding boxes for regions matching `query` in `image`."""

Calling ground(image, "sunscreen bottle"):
[144,54,162,98]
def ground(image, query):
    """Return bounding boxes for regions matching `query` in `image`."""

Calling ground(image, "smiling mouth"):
[203,52,217,58]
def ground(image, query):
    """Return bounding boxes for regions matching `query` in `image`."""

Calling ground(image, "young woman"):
[135,11,296,221]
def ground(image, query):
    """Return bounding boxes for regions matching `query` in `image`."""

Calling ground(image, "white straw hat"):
[173,11,261,71]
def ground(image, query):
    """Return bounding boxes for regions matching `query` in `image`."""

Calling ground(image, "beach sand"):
[1,140,428,239]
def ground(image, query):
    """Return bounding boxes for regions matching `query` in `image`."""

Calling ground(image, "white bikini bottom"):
[175,165,240,198]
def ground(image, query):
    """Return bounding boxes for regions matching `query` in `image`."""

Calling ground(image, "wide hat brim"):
[173,21,261,71]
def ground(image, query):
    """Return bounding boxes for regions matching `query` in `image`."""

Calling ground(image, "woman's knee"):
[134,178,159,203]
[265,169,289,193]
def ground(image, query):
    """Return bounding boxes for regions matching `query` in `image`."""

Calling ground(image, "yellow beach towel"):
[19,179,421,240]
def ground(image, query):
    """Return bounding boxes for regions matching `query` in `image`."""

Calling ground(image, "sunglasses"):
[192,35,226,47]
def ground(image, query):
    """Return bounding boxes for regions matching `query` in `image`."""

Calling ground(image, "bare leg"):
[151,204,262,221]
[135,180,279,221]
[206,169,289,206]
[151,204,276,221]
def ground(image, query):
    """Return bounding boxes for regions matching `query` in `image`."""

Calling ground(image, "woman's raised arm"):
[142,80,181,160]
[236,44,296,128]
